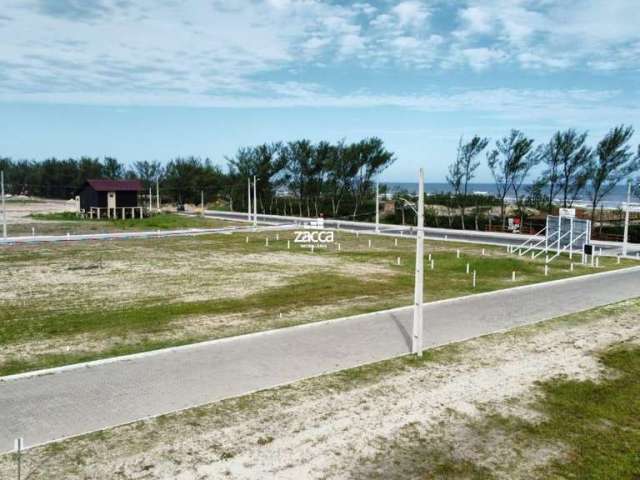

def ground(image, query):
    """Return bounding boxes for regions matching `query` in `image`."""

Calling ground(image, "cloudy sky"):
[1,0,639,181]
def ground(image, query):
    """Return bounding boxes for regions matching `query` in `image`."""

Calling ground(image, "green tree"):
[587,125,640,227]
[487,130,536,228]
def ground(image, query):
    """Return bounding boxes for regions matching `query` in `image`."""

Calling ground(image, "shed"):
[77,179,144,219]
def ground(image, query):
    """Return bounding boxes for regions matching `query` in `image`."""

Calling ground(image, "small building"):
[77,179,144,219]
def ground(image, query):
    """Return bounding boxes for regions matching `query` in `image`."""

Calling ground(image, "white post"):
[569,217,574,259]
[247,178,252,221]
[512,271,516,281]
[595,256,599,268]
[570,262,574,272]
[246,236,249,243]
[156,177,160,210]
[265,237,269,247]
[338,242,341,251]
[375,181,380,233]
[394,238,398,247]
[466,262,470,274]
[617,255,621,264]
[481,248,485,256]
[623,179,631,256]
[253,176,257,227]
[397,256,400,265]
[368,239,372,248]
[14,437,23,480]
[149,187,152,211]
[428,253,431,261]
[456,249,460,258]
[1,170,6,239]
[472,270,476,288]
[287,240,290,249]
[545,264,549,276]
[430,259,434,270]
[412,168,425,357]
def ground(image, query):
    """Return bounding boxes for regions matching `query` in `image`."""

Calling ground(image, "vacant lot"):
[0,229,634,375]
[2,299,638,479]
[6,204,240,236]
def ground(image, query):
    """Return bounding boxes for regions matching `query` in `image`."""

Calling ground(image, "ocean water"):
[384,182,635,209]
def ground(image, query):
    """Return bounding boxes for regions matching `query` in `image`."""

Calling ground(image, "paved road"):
[1,267,639,452]
[205,210,640,257]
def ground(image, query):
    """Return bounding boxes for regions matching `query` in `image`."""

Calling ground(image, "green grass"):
[524,344,640,478]
[30,211,80,221]
[28,212,233,230]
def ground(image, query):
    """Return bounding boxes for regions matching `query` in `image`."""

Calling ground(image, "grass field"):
[6,212,240,236]
[0,228,634,376]
[2,298,638,479]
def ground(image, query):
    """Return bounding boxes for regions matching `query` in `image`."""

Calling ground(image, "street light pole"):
[253,175,258,227]
[375,181,380,233]
[412,168,424,356]
[155,177,160,210]
[1,170,6,239]
[247,178,252,221]
[623,179,631,256]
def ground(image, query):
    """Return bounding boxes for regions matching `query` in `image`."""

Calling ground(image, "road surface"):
[1,267,639,453]
[205,210,640,257]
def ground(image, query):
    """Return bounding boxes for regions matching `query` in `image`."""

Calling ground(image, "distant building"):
[77,179,144,219]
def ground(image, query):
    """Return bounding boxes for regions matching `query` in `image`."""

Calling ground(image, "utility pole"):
[155,178,160,210]
[253,175,258,227]
[375,181,380,233]
[1,170,6,239]
[412,168,425,356]
[149,187,152,211]
[201,190,204,216]
[247,178,252,221]
[623,179,631,256]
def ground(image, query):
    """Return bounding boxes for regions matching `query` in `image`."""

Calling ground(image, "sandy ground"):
[2,197,75,224]
[2,299,637,479]
[0,238,398,365]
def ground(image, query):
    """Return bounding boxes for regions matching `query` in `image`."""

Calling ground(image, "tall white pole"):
[1,170,6,239]
[412,168,425,356]
[155,178,160,210]
[375,181,380,233]
[623,180,631,256]
[253,175,258,227]
[247,178,252,221]
[149,187,152,211]
[201,190,204,216]
[1,170,6,238]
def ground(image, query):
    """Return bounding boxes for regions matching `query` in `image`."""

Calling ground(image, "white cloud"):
[0,0,638,109]
[391,1,430,29]
[453,0,640,71]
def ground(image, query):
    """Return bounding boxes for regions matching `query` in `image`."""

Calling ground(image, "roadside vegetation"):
[2,299,638,479]
[0,230,634,376]
[9,212,238,236]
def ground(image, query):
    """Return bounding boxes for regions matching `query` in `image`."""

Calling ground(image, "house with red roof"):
[77,179,144,219]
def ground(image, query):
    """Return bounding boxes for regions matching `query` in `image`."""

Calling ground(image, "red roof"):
[85,179,143,192]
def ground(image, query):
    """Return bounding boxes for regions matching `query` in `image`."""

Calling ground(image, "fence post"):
[472,270,476,288]
[466,263,470,274]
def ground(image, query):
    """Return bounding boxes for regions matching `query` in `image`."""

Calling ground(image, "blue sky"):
[1,0,639,182]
